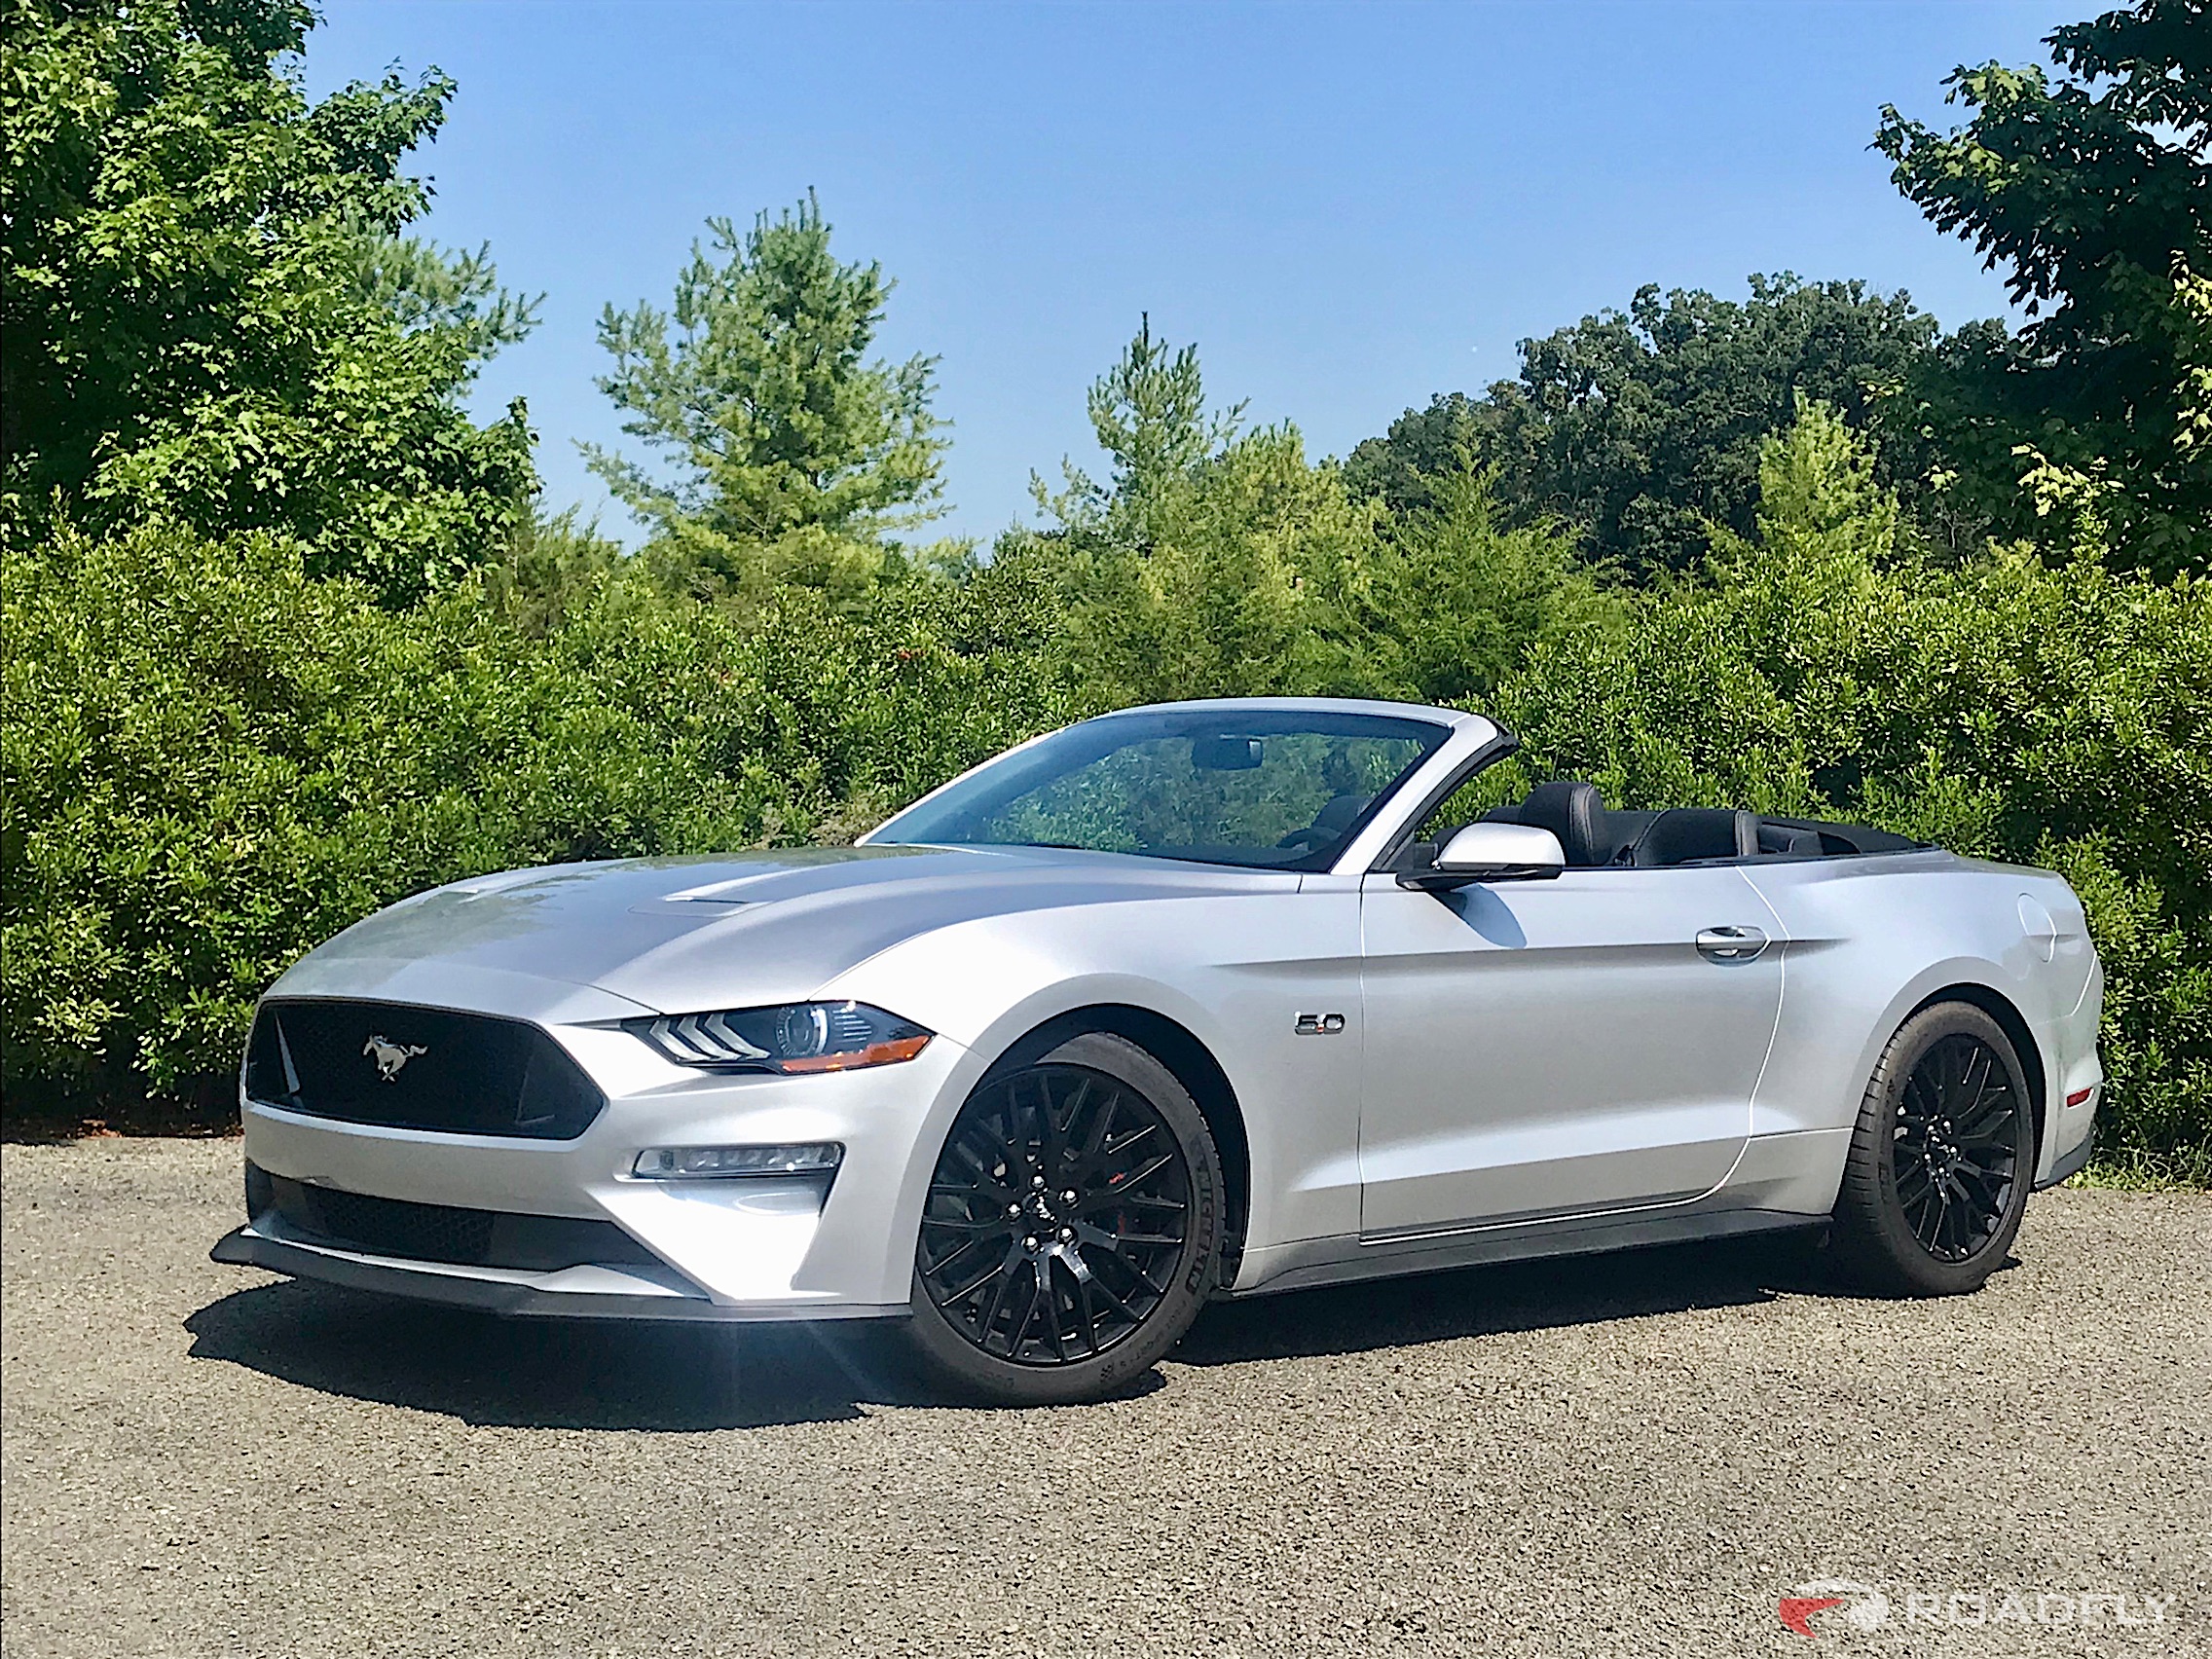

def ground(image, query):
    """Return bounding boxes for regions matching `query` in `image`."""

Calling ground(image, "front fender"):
[824,892,1368,1273]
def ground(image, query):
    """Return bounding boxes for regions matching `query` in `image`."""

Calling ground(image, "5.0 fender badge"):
[363,1035,427,1082]
[1294,1012,1347,1036]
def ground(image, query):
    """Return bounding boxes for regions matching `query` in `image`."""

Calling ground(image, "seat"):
[1516,780,1619,866]
[1309,793,1372,837]
[1630,808,1759,867]
[1283,792,1372,853]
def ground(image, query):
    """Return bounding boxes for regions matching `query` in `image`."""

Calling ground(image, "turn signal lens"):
[633,1143,844,1179]
[627,1002,931,1074]
[778,1033,932,1074]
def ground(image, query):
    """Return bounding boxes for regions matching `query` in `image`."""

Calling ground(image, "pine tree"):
[586,193,951,606]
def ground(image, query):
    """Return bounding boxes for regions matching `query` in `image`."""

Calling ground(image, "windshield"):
[869,708,1451,869]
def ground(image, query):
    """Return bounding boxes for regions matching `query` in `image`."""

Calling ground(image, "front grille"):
[252,1165,661,1272]
[245,999,606,1140]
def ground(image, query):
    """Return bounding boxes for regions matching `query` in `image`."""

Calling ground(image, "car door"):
[1356,865,1784,1236]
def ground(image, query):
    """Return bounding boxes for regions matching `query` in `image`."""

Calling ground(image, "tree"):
[0,0,539,604]
[1346,276,1957,575]
[1007,320,1606,708]
[1875,0,2212,574]
[1010,320,1378,705]
[1370,463,1618,706]
[586,193,952,608]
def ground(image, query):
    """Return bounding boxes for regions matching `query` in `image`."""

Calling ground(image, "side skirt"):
[1222,1207,1826,1302]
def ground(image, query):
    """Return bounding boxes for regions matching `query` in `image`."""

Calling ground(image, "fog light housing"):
[631,1143,845,1179]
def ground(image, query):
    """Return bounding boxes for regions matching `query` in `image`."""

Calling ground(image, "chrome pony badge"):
[362,1035,427,1082]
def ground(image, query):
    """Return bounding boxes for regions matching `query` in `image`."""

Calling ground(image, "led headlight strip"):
[628,1000,931,1075]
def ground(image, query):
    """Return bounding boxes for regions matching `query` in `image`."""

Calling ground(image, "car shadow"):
[1176,1229,1828,1368]
[186,1231,1852,1429]
[184,1279,930,1429]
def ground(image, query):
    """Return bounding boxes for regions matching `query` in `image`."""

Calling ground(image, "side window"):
[1382,756,1521,870]
[1410,768,1518,845]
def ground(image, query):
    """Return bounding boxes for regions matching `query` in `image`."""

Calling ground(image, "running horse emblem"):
[362,1034,427,1082]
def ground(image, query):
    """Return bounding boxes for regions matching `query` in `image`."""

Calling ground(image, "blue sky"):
[306,0,2079,547]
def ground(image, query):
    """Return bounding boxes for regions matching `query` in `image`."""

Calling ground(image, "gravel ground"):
[4,1138,2207,1659]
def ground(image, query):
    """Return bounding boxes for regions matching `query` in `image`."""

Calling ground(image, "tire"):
[1829,1000,2036,1296]
[901,1032,1224,1406]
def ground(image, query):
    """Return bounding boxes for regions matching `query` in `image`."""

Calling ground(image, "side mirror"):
[1398,822,1567,890]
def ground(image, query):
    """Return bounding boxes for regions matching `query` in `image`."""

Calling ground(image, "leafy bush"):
[0,522,1075,1121]
[1488,405,2212,1181]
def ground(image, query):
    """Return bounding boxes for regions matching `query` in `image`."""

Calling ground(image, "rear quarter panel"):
[1743,852,2099,1188]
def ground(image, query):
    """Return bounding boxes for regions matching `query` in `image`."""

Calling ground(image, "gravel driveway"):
[4,1138,2205,1659]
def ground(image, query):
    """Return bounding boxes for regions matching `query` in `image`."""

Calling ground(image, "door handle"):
[1695,925,1768,962]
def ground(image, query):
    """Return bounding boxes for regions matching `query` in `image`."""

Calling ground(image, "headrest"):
[1518,781,1612,866]
[1310,793,1372,835]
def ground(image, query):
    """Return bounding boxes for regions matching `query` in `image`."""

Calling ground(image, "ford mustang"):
[214,698,2104,1404]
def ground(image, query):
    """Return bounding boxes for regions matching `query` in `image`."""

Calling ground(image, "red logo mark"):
[1778,1579,1889,1638]
[1778,1597,1846,1638]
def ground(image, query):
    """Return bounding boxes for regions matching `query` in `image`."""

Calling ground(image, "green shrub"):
[1488,407,2212,1181]
[0,522,1075,1123]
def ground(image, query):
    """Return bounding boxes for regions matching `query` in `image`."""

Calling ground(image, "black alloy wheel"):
[1831,1000,2036,1296]
[903,1032,1222,1404]
[1891,1033,2022,1263]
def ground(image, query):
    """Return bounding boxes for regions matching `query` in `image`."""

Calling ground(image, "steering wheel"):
[1275,826,1334,851]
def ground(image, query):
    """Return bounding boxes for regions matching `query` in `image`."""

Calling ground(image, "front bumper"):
[231,1014,974,1319]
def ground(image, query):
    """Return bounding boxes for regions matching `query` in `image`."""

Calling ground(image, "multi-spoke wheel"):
[1831,1001,2036,1295]
[902,1032,1222,1405]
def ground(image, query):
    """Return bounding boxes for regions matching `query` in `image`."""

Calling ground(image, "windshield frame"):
[866,704,1459,872]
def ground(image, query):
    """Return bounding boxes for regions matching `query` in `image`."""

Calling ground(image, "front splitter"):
[211,1227,909,1323]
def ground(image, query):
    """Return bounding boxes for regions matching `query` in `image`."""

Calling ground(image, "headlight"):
[626,1001,932,1074]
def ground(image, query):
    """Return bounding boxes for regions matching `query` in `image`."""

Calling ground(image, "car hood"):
[268,844,1297,1017]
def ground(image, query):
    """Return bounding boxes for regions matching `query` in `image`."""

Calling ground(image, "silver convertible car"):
[215,698,2104,1405]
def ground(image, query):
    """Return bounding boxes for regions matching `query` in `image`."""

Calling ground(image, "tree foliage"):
[586,193,953,608]
[1008,320,1612,709]
[1875,0,2212,572]
[0,0,538,604]
[1346,276,1957,573]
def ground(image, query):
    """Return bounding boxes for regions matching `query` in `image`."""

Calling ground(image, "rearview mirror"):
[1398,822,1567,890]
[1190,735,1263,771]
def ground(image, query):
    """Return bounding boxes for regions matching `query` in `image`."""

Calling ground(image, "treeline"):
[2,0,2206,1180]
